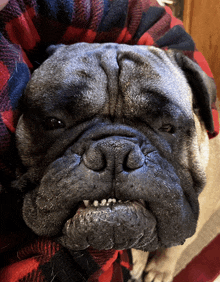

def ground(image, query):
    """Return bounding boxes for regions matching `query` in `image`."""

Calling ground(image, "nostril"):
[83,139,145,173]
[123,145,145,171]
[83,147,106,171]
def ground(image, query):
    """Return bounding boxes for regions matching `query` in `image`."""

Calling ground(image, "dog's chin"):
[57,200,159,251]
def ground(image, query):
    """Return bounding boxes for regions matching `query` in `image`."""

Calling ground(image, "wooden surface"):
[183,0,220,99]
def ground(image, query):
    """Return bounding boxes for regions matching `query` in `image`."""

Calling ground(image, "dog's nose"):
[83,138,145,172]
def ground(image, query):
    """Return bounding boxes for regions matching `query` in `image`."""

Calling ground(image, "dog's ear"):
[174,52,216,134]
[46,44,65,56]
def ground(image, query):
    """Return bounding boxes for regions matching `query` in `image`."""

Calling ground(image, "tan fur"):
[131,112,220,282]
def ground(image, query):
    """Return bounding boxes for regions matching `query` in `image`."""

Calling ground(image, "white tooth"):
[101,199,107,206]
[93,200,99,207]
[83,200,89,207]
[106,198,117,205]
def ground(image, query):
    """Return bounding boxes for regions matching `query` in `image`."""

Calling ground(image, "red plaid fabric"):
[0,238,132,281]
[0,1,219,281]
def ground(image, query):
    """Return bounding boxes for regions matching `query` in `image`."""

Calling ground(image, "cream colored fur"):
[130,112,220,282]
[156,0,174,6]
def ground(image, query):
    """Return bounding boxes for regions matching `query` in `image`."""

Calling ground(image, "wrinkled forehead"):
[28,44,193,116]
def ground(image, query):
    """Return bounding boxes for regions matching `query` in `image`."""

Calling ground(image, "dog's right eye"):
[43,117,65,130]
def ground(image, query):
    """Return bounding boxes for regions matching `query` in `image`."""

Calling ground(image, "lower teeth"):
[83,199,145,208]
[83,198,121,208]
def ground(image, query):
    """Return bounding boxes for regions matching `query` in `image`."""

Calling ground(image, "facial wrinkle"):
[100,47,119,119]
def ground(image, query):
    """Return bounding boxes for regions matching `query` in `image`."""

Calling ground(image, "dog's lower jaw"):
[58,201,158,251]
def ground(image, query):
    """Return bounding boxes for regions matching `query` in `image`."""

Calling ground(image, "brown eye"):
[159,124,175,134]
[44,117,65,130]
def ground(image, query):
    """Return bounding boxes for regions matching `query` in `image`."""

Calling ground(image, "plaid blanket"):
[0,0,219,281]
[0,237,133,281]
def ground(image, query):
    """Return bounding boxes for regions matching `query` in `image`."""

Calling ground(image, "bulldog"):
[15,43,220,282]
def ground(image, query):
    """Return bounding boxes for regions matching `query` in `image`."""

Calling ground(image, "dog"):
[15,43,220,282]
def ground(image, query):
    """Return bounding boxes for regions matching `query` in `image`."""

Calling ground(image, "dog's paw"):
[130,249,149,280]
[144,250,176,282]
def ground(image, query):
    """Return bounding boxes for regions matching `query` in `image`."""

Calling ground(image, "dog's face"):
[15,43,216,252]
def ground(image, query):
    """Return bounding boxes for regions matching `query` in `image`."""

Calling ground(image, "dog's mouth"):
[82,198,146,208]
[58,198,158,251]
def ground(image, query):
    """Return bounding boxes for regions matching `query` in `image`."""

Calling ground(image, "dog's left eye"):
[43,117,65,130]
[159,124,175,134]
